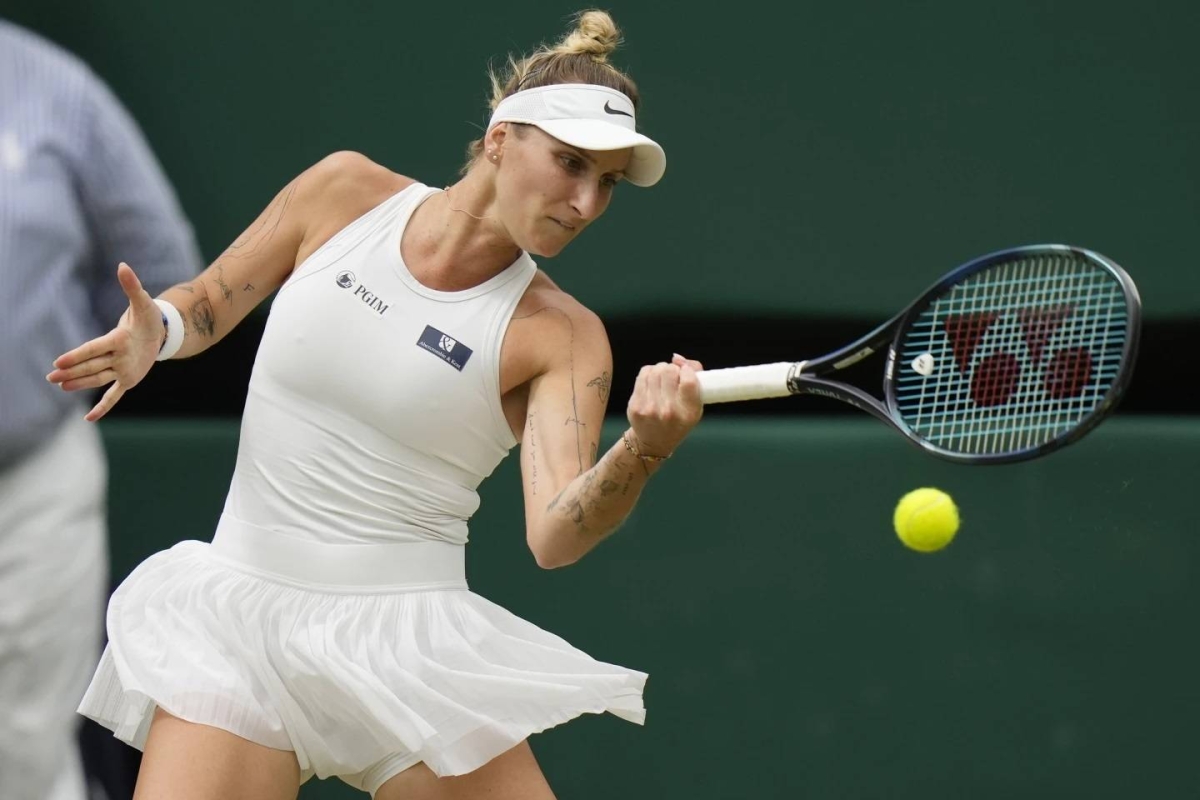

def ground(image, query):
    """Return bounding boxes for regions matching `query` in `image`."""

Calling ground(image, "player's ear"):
[484,124,510,161]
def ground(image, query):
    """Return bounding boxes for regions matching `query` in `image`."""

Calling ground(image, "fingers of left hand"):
[47,354,115,385]
[85,382,126,422]
[58,369,119,393]
[53,330,119,370]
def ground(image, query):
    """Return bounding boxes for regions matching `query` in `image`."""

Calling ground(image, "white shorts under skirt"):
[78,515,647,793]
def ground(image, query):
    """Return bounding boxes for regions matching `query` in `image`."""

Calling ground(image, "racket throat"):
[789,374,895,424]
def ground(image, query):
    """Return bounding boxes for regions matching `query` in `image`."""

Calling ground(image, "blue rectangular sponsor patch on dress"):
[417,325,472,371]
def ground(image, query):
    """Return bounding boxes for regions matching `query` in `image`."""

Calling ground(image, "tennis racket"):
[695,244,1141,464]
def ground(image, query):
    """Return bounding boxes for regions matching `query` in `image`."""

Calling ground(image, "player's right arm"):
[48,151,405,420]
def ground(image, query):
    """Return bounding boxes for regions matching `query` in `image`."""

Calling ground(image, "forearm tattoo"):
[558,470,596,533]
[189,297,216,337]
[547,449,642,537]
[213,263,234,304]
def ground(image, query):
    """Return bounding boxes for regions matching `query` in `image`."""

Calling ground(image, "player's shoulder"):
[522,272,606,329]
[514,271,610,362]
[295,150,416,225]
[304,150,416,199]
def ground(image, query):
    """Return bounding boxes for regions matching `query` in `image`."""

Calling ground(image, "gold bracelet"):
[623,430,672,462]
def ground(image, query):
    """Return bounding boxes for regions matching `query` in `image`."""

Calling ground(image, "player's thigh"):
[375,740,555,800]
[133,708,301,800]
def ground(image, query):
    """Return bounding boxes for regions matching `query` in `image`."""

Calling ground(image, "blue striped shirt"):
[0,20,204,467]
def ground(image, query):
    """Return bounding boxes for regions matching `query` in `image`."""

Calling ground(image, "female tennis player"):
[48,10,701,800]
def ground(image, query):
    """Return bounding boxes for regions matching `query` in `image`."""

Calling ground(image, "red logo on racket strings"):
[943,305,1093,407]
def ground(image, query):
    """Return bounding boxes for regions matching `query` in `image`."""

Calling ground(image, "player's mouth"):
[549,217,576,231]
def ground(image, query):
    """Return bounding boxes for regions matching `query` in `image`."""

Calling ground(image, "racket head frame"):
[790,244,1143,464]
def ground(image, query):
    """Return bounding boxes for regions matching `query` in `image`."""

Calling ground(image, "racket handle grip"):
[695,362,797,404]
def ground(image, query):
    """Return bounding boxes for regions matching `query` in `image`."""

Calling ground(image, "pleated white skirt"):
[78,515,647,792]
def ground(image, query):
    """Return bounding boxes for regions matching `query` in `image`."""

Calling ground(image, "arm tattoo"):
[563,471,597,533]
[171,281,196,294]
[213,264,234,304]
[243,283,255,292]
[513,306,588,474]
[551,454,630,536]
[225,182,297,260]
[586,371,611,403]
[189,297,216,337]
[526,412,539,496]
[563,338,585,475]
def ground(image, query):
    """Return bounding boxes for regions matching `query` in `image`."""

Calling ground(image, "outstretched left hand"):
[46,262,165,421]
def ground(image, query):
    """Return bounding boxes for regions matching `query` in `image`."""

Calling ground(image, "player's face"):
[494,125,631,257]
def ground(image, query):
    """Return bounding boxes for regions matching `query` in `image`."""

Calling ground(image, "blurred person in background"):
[0,18,204,800]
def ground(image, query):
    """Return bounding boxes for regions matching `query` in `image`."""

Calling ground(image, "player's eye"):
[559,155,583,174]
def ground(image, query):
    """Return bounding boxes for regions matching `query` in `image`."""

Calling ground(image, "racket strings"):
[894,253,1128,455]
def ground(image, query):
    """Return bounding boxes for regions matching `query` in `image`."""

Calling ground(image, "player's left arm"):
[519,301,703,568]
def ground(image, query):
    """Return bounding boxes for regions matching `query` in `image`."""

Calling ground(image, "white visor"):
[487,83,666,187]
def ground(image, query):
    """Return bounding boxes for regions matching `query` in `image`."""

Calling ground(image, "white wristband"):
[154,298,185,361]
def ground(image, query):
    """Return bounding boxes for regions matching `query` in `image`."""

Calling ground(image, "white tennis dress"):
[78,183,647,793]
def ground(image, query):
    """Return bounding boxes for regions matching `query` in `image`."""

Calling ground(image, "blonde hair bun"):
[555,10,622,62]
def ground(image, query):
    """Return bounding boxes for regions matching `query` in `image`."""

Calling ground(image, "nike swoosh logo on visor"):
[603,101,633,118]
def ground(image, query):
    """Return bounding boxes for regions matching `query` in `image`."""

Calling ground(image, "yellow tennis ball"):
[894,488,960,552]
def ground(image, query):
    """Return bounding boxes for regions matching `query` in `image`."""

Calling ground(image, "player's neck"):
[402,180,521,291]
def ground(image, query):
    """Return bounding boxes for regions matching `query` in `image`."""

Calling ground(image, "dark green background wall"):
[102,419,1200,798]
[7,0,1199,318]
